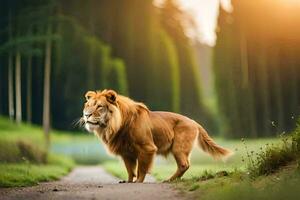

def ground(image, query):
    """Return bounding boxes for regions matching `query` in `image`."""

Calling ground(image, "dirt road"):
[0,166,185,200]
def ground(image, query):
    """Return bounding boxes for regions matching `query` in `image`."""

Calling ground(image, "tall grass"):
[245,120,300,177]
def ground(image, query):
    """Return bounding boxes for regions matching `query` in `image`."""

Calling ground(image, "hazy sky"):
[154,0,232,46]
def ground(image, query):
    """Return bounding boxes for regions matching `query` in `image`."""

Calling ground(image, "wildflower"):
[271,121,276,127]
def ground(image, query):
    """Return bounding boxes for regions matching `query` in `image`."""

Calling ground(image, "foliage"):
[0,116,48,163]
[246,120,300,177]
[0,139,47,164]
[198,169,300,200]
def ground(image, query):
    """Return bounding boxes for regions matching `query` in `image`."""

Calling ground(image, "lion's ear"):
[85,91,96,101]
[105,90,117,104]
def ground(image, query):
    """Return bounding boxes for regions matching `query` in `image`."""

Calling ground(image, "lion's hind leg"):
[166,152,190,182]
[166,127,196,182]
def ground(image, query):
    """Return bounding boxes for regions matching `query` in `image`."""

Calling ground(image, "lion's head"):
[82,90,122,136]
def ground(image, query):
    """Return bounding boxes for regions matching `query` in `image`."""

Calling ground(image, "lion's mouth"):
[86,121,107,128]
[86,121,99,126]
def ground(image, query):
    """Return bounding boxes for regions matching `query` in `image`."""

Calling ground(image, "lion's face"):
[82,90,121,133]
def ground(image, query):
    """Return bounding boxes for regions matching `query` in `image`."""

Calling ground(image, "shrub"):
[0,139,21,163]
[246,119,300,177]
[0,139,47,164]
[17,140,47,164]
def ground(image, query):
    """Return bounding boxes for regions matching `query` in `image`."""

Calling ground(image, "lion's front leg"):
[121,155,137,183]
[136,144,157,183]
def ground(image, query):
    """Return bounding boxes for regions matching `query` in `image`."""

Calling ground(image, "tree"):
[43,23,52,147]
[8,10,14,121]
[15,50,22,124]
[26,54,32,123]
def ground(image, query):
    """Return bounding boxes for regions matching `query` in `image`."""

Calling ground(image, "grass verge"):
[0,154,74,187]
[247,120,300,176]
[176,163,300,200]
[0,117,75,187]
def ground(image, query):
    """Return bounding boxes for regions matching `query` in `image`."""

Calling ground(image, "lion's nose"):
[85,113,92,118]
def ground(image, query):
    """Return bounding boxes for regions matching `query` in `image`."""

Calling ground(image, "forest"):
[0,0,216,136]
[0,0,299,139]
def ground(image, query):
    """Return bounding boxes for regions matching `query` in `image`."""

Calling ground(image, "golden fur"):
[82,89,233,183]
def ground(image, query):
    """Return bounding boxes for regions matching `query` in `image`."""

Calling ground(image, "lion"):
[81,89,233,183]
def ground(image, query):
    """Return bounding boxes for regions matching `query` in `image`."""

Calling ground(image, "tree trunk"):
[43,24,52,148]
[15,51,22,124]
[8,11,14,121]
[27,56,32,123]
[8,53,14,121]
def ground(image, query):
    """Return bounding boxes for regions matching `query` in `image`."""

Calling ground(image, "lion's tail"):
[197,125,233,160]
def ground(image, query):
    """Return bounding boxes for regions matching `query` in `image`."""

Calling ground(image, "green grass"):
[0,116,88,145]
[0,116,76,187]
[0,153,74,187]
[189,137,279,165]
[0,164,71,187]
[247,122,300,177]
[176,163,300,200]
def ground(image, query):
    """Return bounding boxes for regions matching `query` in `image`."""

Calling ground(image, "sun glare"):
[280,0,300,5]
[153,0,233,46]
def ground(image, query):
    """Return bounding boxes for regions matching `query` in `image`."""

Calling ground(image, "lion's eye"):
[97,105,103,109]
